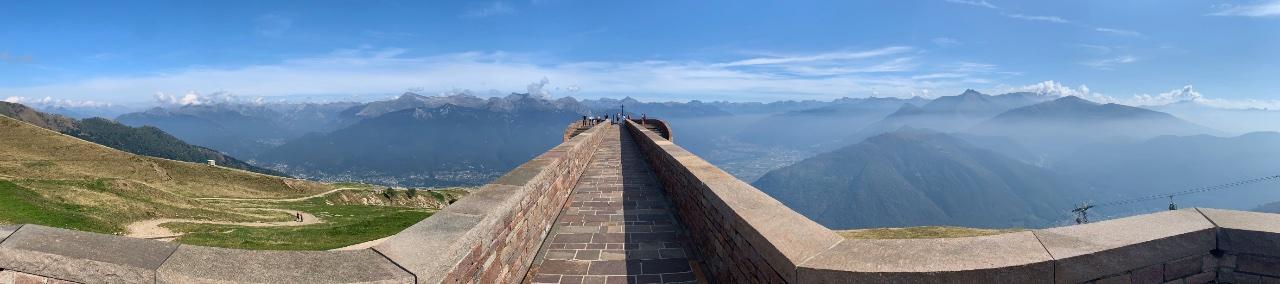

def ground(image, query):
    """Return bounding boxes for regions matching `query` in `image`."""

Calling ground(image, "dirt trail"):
[126,208,321,239]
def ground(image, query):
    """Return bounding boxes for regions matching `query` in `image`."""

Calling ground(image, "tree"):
[406,187,418,198]
[382,187,395,199]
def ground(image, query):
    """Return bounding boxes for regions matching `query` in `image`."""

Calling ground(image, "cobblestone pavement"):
[526,126,702,284]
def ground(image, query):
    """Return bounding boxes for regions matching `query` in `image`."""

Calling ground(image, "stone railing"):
[622,119,1280,283]
[631,118,672,141]
[0,121,612,284]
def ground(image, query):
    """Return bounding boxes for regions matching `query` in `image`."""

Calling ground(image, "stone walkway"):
[526,126,701,284]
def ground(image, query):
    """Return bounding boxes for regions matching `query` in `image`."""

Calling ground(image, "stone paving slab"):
[526,126,703,284]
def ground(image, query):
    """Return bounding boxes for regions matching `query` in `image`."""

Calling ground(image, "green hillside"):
[0,114,466,250]
[0,101,283,176]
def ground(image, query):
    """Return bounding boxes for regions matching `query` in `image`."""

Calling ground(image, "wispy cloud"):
[943,0,998,9]
[1210,1,1280,17]
[932,37,961,47]
[3,96,113,108]
[716,46,914,67]
[1076,44,1114,54]
[1095,27,1143,37]
[1005,13,1070,23]
[0,51,34,64]
[0,46,1014,102]
[255,14,293,37]
[1082,55,1137,70]
[462,2,516,18]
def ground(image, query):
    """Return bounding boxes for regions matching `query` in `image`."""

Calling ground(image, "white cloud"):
[1005,81,1280,110]
[944,0,998,9]
[153,91,259,106]
[1095,27,1143,37]
[1005,13,1070,23]
[1082,55,1138,70]
[526,77,552,99]
[0,46,1012,102]
[3,96,113,108]
[462,2,516,18]
[1210,1,1280,17]
[1139,85,1280,110]
[1132,85,1202,105]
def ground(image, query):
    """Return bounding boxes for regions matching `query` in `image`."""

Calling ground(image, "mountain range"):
[257,95,581,186]
[843,90,1052,146]
[971,96,1217,156]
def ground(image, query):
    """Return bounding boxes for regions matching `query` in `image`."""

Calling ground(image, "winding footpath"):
[123,188,362,240]
[125,208,321,240]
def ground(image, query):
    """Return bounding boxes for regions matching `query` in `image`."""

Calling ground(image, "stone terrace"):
[526,127,701,284]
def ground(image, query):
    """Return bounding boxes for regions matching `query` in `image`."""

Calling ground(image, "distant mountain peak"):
[960,89,985,97]
[1052,95,1098,105]
[397,92,428,100]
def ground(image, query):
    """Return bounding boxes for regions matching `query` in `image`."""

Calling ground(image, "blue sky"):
[1,0,1278,108]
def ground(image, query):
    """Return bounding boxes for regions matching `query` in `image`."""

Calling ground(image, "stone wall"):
[623,119,1280,284]
[374,121,611,283]
[623,119,843,283]
[0,122,612,284]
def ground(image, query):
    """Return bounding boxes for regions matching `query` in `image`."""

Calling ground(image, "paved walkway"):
[526,126,701,284]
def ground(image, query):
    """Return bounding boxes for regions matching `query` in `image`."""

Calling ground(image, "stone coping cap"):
[1198,207,1280,258]
[801,231,1052,273]
[0,224,18,243]
[374,211,485,283]
[157,245,412,284]
[1199,207,1280,233]
[1035,209,1214,260]
[798,231,1053,283]
[0,224,179,283]
[1034,209,1215,283]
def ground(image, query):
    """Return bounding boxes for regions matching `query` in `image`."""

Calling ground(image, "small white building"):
[207,160,216,166]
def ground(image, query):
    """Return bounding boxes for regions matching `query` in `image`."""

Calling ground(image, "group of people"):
[581,113,636,126]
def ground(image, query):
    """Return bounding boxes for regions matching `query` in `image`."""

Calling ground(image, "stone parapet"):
[622,118,1280,284]
[623,119,842,283]
[374,121,611,283]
